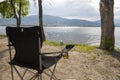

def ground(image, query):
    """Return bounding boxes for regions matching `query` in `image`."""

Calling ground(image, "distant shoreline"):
[0,25,120,27]
[0,25,100,27]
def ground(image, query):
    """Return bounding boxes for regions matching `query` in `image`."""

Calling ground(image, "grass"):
[44,40,61,46]
[0,34,6,37]
[72,44,97,53]
[44,40,120,53]
[44,40,97,53]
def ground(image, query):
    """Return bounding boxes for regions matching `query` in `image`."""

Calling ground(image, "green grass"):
[72,44,97,53]
[0,34,6,37]
[44,40,97,53]
[44,40,61,46]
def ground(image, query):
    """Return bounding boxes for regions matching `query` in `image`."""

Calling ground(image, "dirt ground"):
[0,38,120,80]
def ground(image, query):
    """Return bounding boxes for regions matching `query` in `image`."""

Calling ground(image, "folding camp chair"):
[6,26,74,80]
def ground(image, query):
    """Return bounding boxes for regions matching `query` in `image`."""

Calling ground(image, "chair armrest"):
[40,45,74,55]
[41,51,62,55]
[7,44,13,46]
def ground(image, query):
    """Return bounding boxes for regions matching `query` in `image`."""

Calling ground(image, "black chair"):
[6,26,74,80]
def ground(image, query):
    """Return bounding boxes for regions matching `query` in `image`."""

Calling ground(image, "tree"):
[38,0,46,42]
[0,0,29,27]
[99,0,115,50]
[0,0,45,41]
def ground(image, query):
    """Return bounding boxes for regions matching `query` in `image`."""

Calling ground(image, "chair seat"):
[42,55,61,68]
[9,55,61,71]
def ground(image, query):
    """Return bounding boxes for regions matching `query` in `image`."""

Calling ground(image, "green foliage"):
[0,0,29,18]
[0,1,13,18]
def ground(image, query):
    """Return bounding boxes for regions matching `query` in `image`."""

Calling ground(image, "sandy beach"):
[0,37,120,80]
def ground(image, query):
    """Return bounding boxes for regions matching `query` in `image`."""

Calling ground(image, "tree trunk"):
[38,0,46,44]
[18,0,22,27]
[99,0,115,50]
[10,0,20,27]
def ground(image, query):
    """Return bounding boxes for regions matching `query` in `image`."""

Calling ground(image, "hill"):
[0,15,120,26]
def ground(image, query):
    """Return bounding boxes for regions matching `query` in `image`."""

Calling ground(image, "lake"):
[0,26,120,48]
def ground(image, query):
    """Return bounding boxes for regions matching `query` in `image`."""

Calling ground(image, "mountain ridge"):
[0,15,120,27]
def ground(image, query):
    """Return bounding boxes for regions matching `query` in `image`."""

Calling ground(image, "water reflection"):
[44,27,101,45]
[0,26,120,47]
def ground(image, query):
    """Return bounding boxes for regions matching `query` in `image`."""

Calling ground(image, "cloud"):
[29,0,120,21]
[29,0,38,15]
[42,0,100,21]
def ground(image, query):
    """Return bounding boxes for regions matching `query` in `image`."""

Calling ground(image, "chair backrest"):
[6,26,42,69]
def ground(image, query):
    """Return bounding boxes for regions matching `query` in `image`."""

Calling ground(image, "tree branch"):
[10,0,18,19]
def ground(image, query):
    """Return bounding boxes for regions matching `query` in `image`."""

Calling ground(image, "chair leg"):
[43,63,58,80]
[13,66,24,80]
[22,68,28,78]
[38,74,42,80]
[50,63,57,80]
[8,41,14,80]
[10,65,14,80]
[30,72,38,80]
[29,72,42,80]
[44,71,57,80]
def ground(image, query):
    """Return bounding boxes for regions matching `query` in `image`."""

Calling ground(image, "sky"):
[0,0,120,21]
[29,0,120,21]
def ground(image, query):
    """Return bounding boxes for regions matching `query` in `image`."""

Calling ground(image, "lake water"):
[0,26,120,48]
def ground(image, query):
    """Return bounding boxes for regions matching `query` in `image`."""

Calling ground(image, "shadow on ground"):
[0,47,14,59]
[111,50,120,62]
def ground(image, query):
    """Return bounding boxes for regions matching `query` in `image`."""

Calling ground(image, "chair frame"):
[6,27,74,80]
[6,27,61,80]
